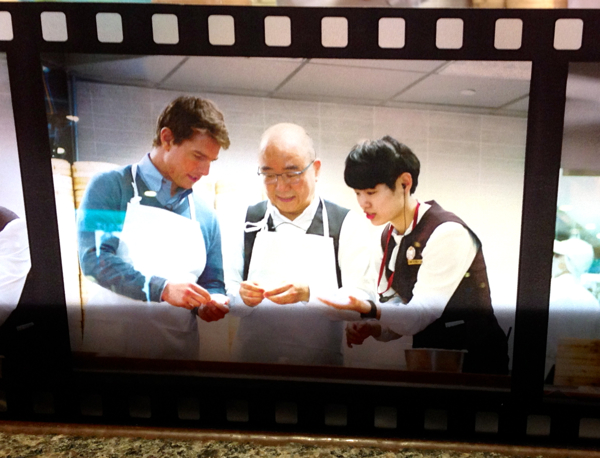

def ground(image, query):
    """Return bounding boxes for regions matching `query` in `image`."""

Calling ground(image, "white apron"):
[82,165,207,360]
[232,199,344,366]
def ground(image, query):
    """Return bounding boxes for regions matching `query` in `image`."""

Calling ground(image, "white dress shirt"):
[369,202,479,336]
[0,218,31,325]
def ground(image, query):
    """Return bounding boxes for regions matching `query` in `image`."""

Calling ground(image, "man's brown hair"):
[153,96,230,149]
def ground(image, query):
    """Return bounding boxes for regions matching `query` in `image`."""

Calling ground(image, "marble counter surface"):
[0,434,508,458]
[0,423,599,458]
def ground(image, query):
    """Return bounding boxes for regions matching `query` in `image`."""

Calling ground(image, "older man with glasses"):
[224,122,372,366]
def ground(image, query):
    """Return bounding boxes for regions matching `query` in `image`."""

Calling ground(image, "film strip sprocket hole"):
[0,7,596,53]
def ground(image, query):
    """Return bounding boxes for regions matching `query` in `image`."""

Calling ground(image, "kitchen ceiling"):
[44,54,531,117]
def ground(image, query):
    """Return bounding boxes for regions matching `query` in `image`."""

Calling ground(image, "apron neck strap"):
[245,205,272,233]
[187,195,196,221]
[320,197,330,238]
[131,164,196,220]
[244,198,327,236]
[130,164,141,203]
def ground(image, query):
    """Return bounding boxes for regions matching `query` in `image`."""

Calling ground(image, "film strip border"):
[0,2,596,448]
[3,372,600,447]
[0,4,598,59]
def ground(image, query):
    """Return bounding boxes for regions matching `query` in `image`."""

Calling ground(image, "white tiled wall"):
[74,80,525,366]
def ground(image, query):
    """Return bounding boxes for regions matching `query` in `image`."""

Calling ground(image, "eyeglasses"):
[257,160,315,185]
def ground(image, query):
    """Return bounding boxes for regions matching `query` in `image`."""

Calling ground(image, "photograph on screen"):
[546,62,600,394]
[0,53,32,343]
[41,54,529,384]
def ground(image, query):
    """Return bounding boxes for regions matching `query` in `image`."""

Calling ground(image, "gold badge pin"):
[406,245,422,265]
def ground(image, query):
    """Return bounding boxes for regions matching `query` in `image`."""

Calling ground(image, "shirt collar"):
[391,200,430,242]
[137,154,163,191]
[267,195,321,231]
[136,153,192,206]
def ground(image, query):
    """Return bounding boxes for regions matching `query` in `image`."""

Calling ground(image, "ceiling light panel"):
[160,56,304,95]
[394,73,530,109]
[67,55,187,86]
[275,62,423,102]
[309,58,445,73]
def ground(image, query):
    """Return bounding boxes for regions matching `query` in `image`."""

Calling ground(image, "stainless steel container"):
[405,348,466,372]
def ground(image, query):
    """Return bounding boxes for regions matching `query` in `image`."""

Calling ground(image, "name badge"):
[407,246,421,265]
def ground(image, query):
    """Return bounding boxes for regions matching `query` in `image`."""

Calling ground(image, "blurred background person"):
[545,238,600,382]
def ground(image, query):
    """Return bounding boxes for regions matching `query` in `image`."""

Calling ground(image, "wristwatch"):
[360,300,378,319]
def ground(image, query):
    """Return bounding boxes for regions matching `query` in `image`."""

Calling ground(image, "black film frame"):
[0,2,598,448]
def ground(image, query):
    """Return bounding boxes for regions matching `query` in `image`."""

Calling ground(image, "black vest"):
[243,200,349,288]
[381,201,508,374]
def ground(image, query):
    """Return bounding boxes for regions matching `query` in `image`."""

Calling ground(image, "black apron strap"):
[243,201,273,281]
[310,200,349,288]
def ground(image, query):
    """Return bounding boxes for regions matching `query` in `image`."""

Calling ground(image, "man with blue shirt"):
[77,96,230,360]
